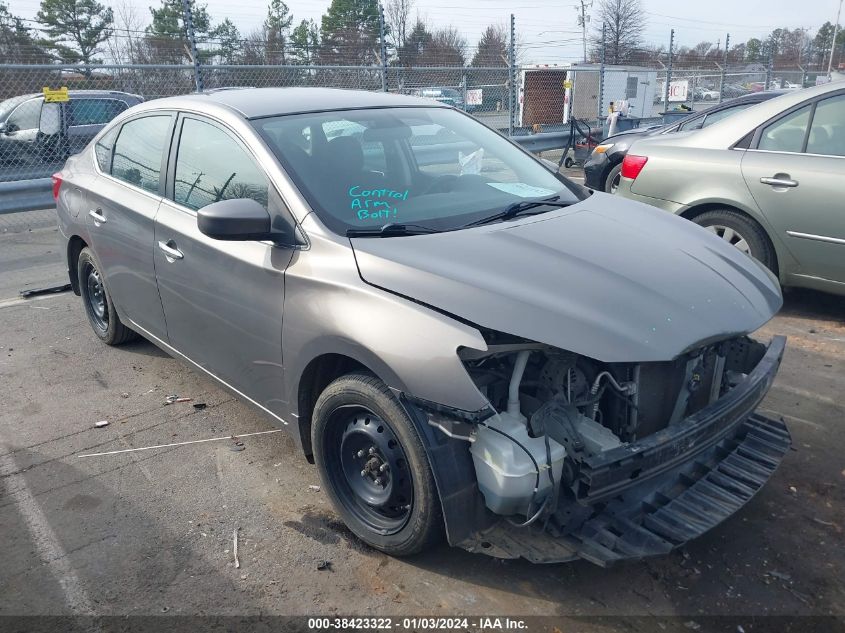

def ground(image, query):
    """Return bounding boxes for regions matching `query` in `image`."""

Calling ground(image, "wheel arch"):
[679,202,780,277]
[67,235,88,296]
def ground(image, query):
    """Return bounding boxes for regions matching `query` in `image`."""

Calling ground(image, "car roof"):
[634,80,845,151]
[140,87,449,120]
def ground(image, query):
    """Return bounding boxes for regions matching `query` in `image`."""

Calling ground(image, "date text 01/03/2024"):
[349,186,409,221]
[307,617,529,630]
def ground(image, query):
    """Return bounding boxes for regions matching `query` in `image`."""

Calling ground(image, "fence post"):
[378,3,388,92]
[181,0,204,92]
[719,33,729,104]
[509,13,516,136]
[799,65,806,88]
[663,28,674,111]
[598,23,605,120]
[766,47,774,90]
[461,70,467,112]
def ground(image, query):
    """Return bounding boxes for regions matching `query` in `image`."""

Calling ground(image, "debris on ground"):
[683,621,700,630]
[120,392,130,398]
[233,527,240,569]
[193,402,207,410]
[788,485,798,496]
[94,420,109,428]
[766,570,792,582]
[812,517,837,528]
[19,283,72,298]
[230,441,245,452]
[164,395,193,405]
[316,560,332,571]
[308,485,321,492]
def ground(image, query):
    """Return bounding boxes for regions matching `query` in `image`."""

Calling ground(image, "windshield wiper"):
[460,196,573,229]
[346,222,440,238]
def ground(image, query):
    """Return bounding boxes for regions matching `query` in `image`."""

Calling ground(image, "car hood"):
[350,194,782,362]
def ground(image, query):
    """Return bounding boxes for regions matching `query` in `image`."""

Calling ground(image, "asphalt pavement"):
[1,209,843,631]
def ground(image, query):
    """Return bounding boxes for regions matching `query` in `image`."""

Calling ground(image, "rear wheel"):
[692,209,776,272]
[77,247,138,345]
[311,373,443,556]
[604,162,622,194]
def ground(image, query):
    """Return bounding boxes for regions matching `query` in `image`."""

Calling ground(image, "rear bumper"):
[457,336,790,565]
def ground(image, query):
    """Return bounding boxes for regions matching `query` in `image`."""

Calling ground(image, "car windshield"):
[253,107,584,235]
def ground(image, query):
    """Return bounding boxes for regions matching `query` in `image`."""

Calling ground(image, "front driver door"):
[741,92,845,284]
[154,114,294,421]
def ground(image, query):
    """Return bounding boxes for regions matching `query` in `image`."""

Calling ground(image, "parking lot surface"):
[1,218,843,630]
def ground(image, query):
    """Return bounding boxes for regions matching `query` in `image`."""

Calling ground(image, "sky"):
[7,0,843,64]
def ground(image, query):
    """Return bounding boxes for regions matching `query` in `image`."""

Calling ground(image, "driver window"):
[174,118,269,211]
[8,98,42,131]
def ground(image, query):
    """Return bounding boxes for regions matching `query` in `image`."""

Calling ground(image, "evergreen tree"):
[319,0,380,65]
[471,25,507,67]
[290,18,319,65]
[1,2,50,63]
[265,0,292,64]
[36,0,113,65]
[146,0,217,63]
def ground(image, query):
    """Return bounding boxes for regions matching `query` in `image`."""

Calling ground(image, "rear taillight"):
[51,173,63,200]
[620,155,648,180]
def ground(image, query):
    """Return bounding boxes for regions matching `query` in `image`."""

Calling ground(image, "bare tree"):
[385,0,412,51]
[106,0,146,63]
[590,0,646,64]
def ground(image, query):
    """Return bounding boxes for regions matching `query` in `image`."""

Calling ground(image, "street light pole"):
[829,0,843,78]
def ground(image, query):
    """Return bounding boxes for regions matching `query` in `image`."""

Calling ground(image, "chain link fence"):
[0,59,820,231]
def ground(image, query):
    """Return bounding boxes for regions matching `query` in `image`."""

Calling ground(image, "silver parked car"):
[616,81,845,296]
[55,88,790,566]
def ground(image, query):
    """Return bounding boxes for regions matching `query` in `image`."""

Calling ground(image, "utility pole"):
[598,23,605,120]
[575,0,592,63]
[828,0,843,78]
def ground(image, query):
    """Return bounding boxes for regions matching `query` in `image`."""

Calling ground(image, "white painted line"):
[78,428,283,458]
[0,442,99,617]
[0,291,71,310]
[758,408,824,432]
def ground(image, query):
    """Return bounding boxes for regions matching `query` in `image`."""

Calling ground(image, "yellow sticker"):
[43,86,69,103]
[563,80,573,89]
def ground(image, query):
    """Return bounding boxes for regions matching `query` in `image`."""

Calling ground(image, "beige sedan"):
[617,80,845,296]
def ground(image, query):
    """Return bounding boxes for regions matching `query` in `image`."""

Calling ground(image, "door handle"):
[760,176,798,188]
[88,209,106,224]
[157,240,183,261]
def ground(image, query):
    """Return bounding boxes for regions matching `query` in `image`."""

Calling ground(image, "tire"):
[311,373,443,556]
[563,156,574,168]
[691,209,777,272]
[77,247,138,345]
[604,162,623,194]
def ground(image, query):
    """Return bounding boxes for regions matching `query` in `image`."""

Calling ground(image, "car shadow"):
[780,288,845,323]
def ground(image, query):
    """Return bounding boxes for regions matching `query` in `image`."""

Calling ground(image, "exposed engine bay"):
[448,330,781,546]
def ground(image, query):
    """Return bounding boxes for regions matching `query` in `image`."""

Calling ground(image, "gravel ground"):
[0,216,843,633]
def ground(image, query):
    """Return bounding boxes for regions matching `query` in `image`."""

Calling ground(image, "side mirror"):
[197,198,274,241]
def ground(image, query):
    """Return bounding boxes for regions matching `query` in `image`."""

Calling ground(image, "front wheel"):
[311,373,443,556]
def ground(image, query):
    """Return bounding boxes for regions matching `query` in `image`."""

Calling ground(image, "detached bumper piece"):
[467,413,790,566]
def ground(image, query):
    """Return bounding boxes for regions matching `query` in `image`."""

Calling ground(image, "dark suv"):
[0,90,142,168]
[584,91,785,192]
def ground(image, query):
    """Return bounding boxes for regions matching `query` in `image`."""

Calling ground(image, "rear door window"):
[111,115,172,194]
[95,126,119,171]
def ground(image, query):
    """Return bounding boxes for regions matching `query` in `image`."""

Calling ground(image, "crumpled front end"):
[415,333,789,566]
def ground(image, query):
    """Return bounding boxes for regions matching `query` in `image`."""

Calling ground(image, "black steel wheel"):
[77,247,138,345]
[312,373,443,556]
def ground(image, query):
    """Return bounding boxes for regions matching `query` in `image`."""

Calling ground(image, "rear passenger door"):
[154,114,294,421]
[741,91,845,284]
[86,113,173,341]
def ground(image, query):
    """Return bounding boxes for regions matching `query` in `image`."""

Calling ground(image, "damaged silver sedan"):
[54,88,790,565]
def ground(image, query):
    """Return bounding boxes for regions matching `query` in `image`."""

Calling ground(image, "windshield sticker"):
[348,185,409,221]
[486,182,557,198]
